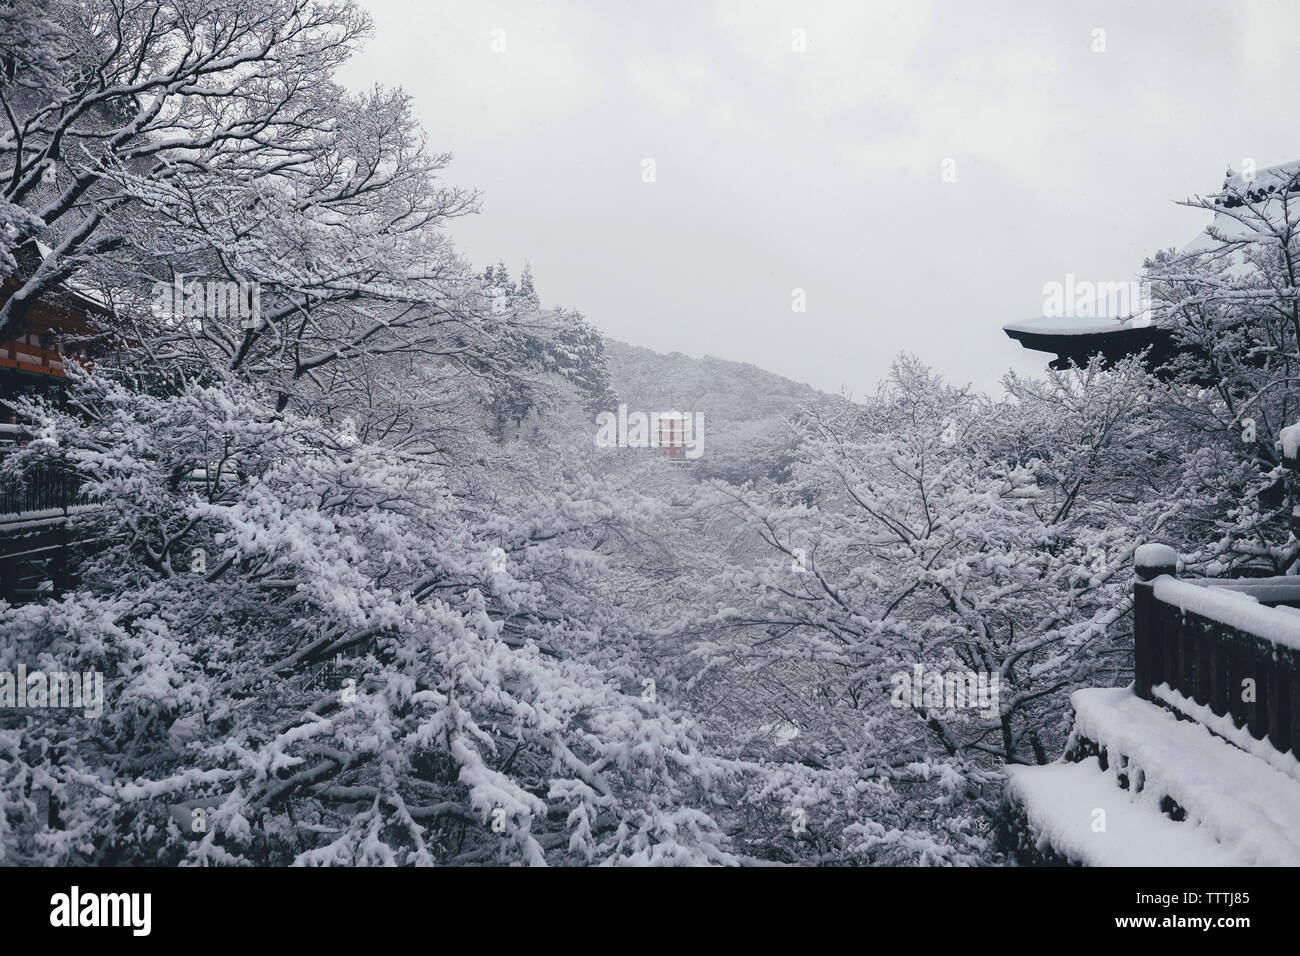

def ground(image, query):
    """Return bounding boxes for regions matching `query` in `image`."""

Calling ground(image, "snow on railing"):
[1281,420,1300,468]
[1133,542,1300,760]
[0,459,90,519]
[296,655,357,694]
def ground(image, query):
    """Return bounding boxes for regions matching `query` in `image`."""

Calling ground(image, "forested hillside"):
[604,339,836,484]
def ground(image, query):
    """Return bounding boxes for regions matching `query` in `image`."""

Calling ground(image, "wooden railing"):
[298,657,354,694]
[0,458,88,518]
[1134,547,1300,758]
[0,339,68,378]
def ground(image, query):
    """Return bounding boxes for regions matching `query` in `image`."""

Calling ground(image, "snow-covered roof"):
[1176,160,1300,269]
[1214,159,1300,207]
[31,239,116,314]
[1008,159,1300,351]
[1002,314,1154,337]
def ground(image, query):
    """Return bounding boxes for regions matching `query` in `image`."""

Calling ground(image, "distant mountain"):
[602,339,842,484]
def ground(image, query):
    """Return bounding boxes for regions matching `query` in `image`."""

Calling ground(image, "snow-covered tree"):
[670,356,1174,863]
[0,0,761,868]
[0,366,756,865]
[1144,161,1300,573]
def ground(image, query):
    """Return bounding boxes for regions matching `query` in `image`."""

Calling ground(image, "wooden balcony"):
[0,454,95,602]
[1002,542,1300,865]
[1134,551,1300,760]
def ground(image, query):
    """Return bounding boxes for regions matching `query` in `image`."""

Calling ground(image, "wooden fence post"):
[1133,543,1178,701]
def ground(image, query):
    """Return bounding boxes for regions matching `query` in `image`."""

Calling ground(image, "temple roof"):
[1003,314,1153,337]
[1006,159,1300,372]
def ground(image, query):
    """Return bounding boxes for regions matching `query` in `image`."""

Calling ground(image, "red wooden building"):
[0,240,116,600]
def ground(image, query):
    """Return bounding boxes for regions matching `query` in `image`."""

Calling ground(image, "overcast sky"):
[338,0,1300,397]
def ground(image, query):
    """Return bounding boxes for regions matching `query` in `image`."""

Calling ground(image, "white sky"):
[338,0,1300,397]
